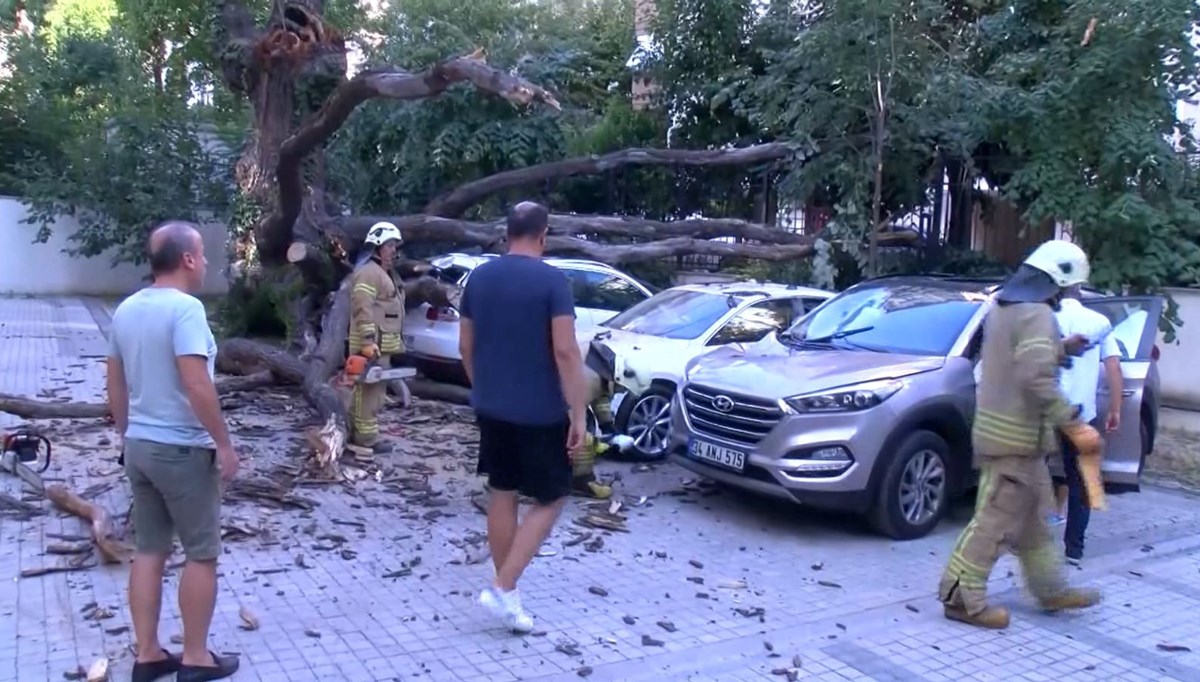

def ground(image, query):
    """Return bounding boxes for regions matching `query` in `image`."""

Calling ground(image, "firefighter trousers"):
[350,354,391,446]
[938,454,1068,615]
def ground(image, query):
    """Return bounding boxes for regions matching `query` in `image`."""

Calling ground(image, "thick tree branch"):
[259,49,562,264]
[333,213,918,265]
[0,372,276,420]
[423,143,805,218]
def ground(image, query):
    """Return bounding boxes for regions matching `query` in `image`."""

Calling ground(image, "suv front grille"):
[682,384,784,447]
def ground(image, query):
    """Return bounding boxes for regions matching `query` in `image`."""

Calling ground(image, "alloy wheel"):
[626,393,673,456]
[898,449,946,526]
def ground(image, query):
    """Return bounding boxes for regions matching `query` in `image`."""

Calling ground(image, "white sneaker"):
[478,586,535,633]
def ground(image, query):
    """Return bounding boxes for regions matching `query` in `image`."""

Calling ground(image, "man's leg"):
[1061,436,1091,563]
[495,497,568,592]
[351,380,387,450]
[938,459,1026,629]
[1014,457,1100,611]
[161,445,239,679]
[487,489,520,575]
[123,441,178,674]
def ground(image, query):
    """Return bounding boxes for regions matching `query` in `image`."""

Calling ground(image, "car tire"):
[610,384,675,462]
[868,430,952,541]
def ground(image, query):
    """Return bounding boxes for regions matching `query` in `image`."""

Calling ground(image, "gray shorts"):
[124,438,222,561]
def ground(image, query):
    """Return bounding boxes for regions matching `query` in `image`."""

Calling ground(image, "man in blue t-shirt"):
[459,201,587,633]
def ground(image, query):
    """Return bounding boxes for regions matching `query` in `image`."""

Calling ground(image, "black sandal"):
[176,650,240,682]
[131,649,181,682]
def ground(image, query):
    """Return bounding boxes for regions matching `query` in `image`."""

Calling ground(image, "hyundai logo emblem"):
[712,395,735,412]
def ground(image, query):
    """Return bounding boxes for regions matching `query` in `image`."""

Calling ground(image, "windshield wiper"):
[803,326,875,344]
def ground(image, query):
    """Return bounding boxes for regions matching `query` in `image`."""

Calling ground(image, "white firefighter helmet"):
[997,238,1090,304]
[1023,239,1090,287]
[364,221,402,247]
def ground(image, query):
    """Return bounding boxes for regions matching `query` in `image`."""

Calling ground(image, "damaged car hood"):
[685,339,944,400]
[583,328,697,395]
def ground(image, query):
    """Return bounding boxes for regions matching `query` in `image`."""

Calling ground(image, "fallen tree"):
[197,1,921,466]
[0,371,275,420]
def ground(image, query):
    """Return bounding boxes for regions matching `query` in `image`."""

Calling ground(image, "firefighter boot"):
[571,433,613,499]
[1039,588,1101,612]
[943,604,1011,630]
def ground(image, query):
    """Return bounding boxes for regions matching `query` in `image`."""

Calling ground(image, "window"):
[604,289,738,339]
[564,269,648,313]
[708,298,806,346]
[786,282,984,356]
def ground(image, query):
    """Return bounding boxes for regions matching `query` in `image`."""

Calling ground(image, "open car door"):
[1080,295,1164,492]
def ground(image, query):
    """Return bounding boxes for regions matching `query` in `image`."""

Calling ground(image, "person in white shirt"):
[1050,285,1123,565]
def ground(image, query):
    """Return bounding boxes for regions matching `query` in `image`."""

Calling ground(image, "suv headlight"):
[785,379,903,413]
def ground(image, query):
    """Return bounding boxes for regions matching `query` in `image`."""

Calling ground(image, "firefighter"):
[938,239,1103,629]
[348,221,406,452]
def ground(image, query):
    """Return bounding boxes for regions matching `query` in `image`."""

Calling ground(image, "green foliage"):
[218,275,298,340]
[328,0,637,218]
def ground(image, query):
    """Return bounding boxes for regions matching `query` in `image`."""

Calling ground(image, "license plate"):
[610,391,627,416]
[688,439,746,472]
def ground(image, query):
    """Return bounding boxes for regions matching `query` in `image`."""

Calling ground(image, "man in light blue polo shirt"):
[108,221,241,682]
[1050,285,1123,566]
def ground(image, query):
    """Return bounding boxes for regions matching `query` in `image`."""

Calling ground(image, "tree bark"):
[45,484,128,564]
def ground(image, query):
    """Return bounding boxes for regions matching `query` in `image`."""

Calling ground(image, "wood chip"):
[85,657,108,682]
[1156,643,1192,652]
[657,620,676,633]
[588,586,609,597]
[641,635,664,647]
[688,559,703,569]
[622,615,636,625]
[304,629,322,638]
[577,665,594,677]
[555,642,582,657]
[238,606,260,631]
[817,580,842,589]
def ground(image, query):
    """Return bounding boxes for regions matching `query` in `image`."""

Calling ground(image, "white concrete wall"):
[0,196,230,296]
[1156,287,1200,411]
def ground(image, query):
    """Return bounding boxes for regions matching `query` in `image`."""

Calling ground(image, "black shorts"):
[476,416,572,505]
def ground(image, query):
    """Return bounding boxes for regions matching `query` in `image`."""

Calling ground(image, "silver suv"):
[670,275,1164,540]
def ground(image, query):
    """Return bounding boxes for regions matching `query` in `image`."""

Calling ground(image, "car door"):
[704,297,811,346]
[1080,295,1164,490]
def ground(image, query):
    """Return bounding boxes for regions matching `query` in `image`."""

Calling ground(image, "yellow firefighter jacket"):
[973,302,1076,458]
[349,259,406,356]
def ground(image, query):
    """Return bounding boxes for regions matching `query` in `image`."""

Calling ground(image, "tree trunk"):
[0,372,275,420]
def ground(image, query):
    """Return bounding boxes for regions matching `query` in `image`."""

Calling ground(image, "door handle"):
[1121,389,1135,397]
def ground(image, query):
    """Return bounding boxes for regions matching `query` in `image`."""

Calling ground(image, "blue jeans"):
[1058,423,1096,560]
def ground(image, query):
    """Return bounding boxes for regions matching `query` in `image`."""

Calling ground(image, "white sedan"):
[402,253,654,382]
[584,281,834,460]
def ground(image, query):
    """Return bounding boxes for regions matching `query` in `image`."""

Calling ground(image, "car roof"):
[429,252,622,273]
[855,273,1110,297]
[673,280,833,299]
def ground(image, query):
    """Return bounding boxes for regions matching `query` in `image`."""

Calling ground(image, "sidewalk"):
[1,296,1199,682]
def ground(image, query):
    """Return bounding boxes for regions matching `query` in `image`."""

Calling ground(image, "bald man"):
[107,221,241,681]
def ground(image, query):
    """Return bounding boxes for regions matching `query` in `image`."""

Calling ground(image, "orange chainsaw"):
[342,355,417,386]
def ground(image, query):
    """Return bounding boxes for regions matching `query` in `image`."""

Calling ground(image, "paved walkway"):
[1,297,1199,682]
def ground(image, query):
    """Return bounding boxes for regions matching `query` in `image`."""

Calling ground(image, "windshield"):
[786,282,983,356]
[603,289,737,339]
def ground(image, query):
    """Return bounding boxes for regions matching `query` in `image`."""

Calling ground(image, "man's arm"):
[105,346,128,438]
[175,303,232,449]
[459,317,476,385]
[549,275,586,422]
[457,278,475,384]
[1100,328,1123,430]
[1012,305,1076,426]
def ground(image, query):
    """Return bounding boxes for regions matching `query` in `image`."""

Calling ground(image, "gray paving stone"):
[4,295,1200,682]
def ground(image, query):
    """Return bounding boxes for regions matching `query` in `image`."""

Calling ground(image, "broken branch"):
[423,143,801,218]
[0,371,275,420]
[45,484,128,564]
[260,48,562,264]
